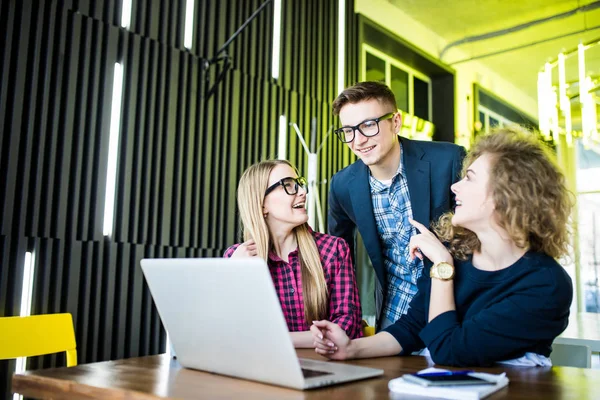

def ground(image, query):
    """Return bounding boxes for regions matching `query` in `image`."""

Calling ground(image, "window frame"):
[362,44,432,122]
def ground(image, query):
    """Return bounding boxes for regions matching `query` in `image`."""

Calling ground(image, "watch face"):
[437,263,454,279]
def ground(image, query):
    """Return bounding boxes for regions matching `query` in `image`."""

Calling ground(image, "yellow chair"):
[0,313,77,367]
[362,320,376,337]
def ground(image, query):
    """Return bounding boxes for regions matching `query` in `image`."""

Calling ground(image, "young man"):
[328,81,465,330]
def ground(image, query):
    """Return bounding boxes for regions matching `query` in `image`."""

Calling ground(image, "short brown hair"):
[332,81,398,115]
[435,126,573,260]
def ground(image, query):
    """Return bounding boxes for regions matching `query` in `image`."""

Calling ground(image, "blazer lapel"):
[401,138,431,227]
[349,163,386,287]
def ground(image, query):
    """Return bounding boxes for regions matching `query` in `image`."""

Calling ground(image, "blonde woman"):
[312,127,573,367]
[224,160,363,347]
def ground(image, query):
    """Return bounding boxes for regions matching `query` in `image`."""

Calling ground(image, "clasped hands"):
[310,218,453,359]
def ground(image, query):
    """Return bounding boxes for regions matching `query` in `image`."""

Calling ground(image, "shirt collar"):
[369,142,404,192]
[268,249,297,263]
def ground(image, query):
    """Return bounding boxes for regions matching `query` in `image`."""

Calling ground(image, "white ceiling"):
[388,0,600,101]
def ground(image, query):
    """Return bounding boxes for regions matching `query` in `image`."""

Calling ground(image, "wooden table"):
[554,312,600,352]
[12,350,600,399]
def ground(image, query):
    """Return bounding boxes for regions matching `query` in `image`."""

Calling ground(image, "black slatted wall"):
[0,0,358,396]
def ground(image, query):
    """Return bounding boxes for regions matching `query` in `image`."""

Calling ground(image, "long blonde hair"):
[435,127,573,260]
[237,160,328,324]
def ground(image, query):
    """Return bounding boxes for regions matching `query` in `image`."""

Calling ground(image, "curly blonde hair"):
[435,127,573,260]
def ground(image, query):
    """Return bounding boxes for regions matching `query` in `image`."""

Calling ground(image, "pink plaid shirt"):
[224,230,363,338]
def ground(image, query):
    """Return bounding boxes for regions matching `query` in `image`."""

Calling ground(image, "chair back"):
[361,320,376,337]
[0,313,77,367]
[550,342,591,368]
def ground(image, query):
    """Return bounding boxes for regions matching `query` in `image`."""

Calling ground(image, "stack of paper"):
[388,368,509,400]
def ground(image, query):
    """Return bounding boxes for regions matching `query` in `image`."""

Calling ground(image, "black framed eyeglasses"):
[265,176,309,196]
[334,112,396,143]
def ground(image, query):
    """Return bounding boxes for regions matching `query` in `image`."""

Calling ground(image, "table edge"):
[12,373,167,400]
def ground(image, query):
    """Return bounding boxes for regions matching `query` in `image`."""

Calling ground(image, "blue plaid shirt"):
[369,147,424,323]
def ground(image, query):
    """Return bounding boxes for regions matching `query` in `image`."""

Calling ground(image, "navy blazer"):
[328,137,466,316]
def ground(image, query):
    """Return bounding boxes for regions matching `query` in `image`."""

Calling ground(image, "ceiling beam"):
[440,1,600,60]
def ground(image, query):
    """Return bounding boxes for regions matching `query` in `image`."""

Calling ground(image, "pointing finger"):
[408,218,427,232]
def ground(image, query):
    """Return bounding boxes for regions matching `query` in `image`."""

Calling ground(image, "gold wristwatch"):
[430,261,455,280]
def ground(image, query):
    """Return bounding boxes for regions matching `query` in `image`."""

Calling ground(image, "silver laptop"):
[140,257,383,390]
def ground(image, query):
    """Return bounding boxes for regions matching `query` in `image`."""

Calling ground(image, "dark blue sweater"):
[384,251,573,367]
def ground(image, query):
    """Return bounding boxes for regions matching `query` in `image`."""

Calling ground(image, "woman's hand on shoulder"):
[230,239,258,258]
[408,219,453,265]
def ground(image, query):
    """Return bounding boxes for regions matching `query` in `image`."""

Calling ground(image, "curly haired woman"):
[312,127,573,367]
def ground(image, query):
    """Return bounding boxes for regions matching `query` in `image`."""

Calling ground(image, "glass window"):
[577,141,600,313]
[361,44,433,140]
[478,111,486,133]
[579,194,600,313]
[413,77,429,120]
[365,53,385,83]
[390,66,409,112]
[489,116,500,128]
[478,105,513,133]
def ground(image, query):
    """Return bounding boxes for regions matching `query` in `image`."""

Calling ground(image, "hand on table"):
[310,320,353,360]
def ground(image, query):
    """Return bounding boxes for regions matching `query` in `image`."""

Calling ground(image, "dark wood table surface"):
[12,349,600,399]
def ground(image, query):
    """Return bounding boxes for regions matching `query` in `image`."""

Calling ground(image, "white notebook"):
[388,368,509,400]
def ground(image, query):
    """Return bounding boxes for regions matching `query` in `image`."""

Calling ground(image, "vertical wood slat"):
[170,53,185,247]
[23,1,43,237]
[0,1,359,398]
[71,12,92,241]
[2,2,25,239]
[39,3,60,240]
[148,41,165,245]
[190,59,204,248]
[137,38,154,244]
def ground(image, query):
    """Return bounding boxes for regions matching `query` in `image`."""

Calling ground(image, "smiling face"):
[338,98,401,169]
[262,164,308,231]
[450,153,496,232]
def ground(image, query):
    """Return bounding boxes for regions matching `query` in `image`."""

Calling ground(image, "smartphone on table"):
[403,371,496,387]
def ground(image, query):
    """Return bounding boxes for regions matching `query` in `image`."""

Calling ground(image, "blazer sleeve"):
[327,174,357,264]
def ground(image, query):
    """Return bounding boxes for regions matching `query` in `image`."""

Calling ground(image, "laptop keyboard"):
[301,368,333,378]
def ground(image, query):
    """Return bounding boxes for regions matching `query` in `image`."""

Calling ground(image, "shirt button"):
[290,288,295,294]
